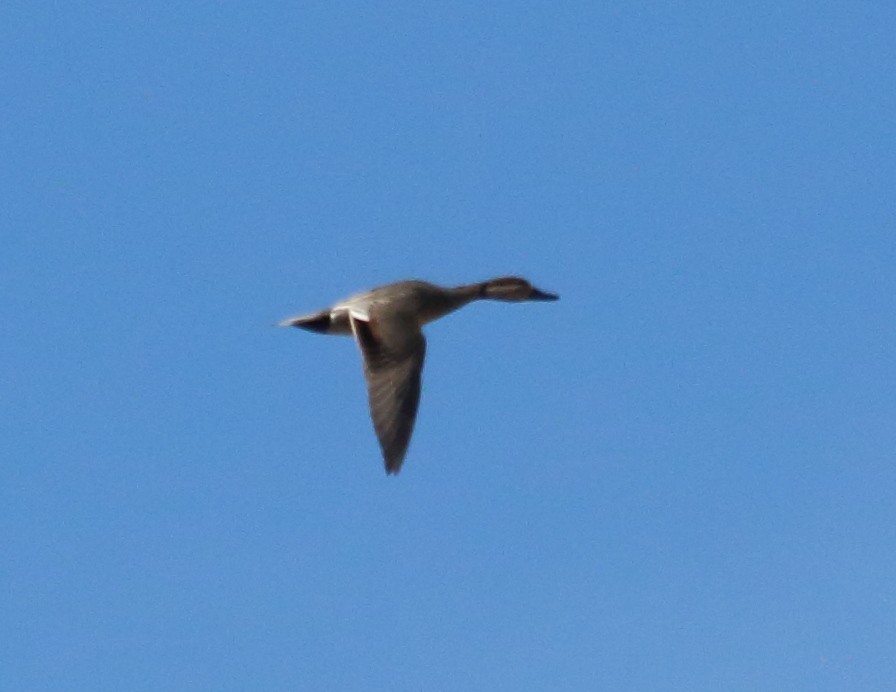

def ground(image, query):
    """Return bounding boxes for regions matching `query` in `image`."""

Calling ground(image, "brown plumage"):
[279,277,558,474]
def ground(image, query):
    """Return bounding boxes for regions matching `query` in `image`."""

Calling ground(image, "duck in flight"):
[280,277,559,474]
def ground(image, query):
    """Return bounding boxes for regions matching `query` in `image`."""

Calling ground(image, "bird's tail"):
[278,309,332,333]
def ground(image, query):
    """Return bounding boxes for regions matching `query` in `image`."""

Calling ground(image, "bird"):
[279,276,559,474]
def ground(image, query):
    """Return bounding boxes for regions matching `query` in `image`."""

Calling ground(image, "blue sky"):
[2,2,894,690]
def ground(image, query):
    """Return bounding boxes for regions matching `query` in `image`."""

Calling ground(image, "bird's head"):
[480,276,559,302]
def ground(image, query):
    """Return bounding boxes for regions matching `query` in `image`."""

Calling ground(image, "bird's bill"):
[529,287,559,301]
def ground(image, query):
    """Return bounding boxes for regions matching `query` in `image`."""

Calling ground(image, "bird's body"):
[280,277,558,474]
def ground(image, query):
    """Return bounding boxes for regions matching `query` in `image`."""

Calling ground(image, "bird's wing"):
[349,310,426,474]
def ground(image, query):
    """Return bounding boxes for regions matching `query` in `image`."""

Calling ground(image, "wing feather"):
[350,313,426,474]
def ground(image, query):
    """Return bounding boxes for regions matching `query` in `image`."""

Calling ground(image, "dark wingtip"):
[383,451,405,475]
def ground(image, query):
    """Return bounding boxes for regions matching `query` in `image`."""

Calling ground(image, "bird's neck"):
[417,283,484,324]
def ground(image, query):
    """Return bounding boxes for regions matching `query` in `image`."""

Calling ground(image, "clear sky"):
[2,3,894,690]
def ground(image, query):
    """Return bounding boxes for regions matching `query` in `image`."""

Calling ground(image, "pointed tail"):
[278,309,333,333]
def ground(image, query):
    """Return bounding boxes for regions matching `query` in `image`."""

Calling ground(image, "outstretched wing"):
[349,311,426,474]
